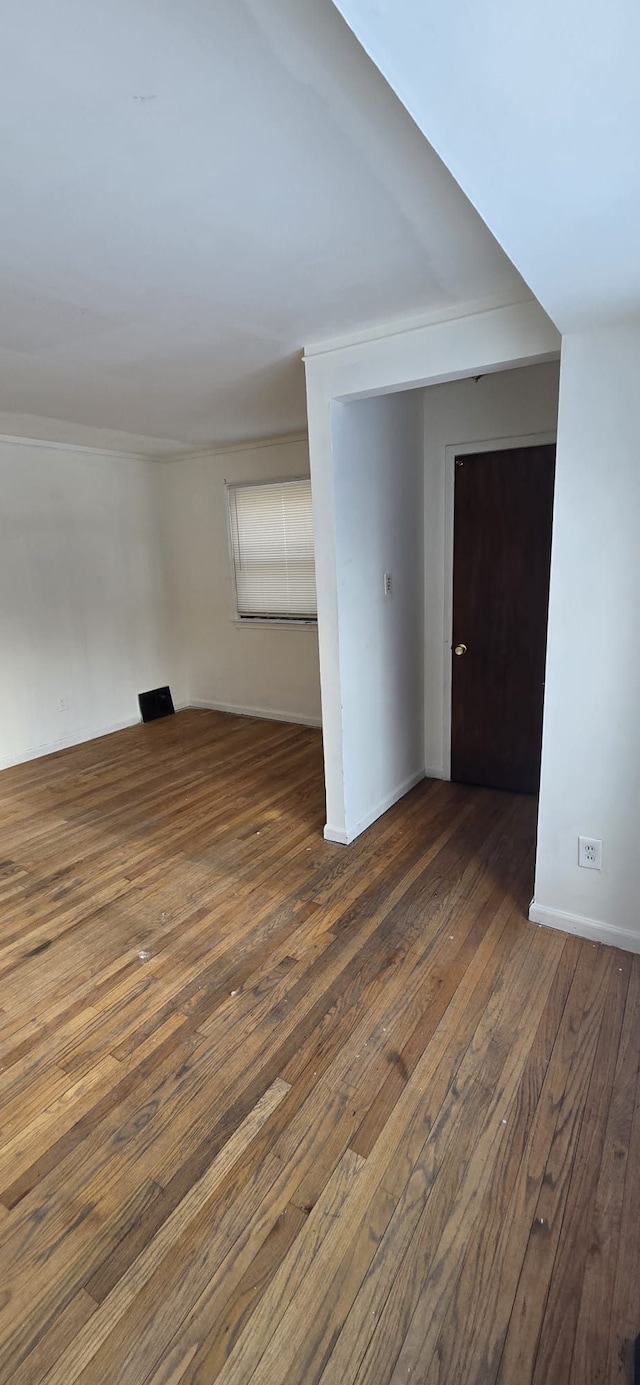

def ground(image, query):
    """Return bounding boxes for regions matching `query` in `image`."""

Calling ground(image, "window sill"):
[231,617,318,630]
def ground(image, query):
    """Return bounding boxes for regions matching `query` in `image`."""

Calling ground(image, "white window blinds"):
[228,477,317,620]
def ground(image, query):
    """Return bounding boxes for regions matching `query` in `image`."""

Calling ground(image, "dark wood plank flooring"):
[0,709,637,1384]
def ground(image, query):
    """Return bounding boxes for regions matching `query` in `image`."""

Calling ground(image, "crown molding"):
[163,429,309,464]
[0,431,152,462]
[0,427,309,465]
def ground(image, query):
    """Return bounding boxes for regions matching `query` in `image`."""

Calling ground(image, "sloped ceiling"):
[330,0,640,335]
[0,0,527,450]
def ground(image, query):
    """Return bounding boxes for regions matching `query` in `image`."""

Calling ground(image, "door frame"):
[441,429,557,780]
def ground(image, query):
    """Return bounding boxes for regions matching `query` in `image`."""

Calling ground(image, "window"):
[227,477,317,622]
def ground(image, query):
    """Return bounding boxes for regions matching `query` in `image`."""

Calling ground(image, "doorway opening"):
[305,304,561,847]
[423,364,560,796]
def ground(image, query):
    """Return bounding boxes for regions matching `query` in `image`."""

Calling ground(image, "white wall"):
[328,390,424,842]
[0,429,321,773]
[532,325,640,953]
[165,435,322,727]
[423,362,560,776]
[0,437,176,768]
[330,0,640,334]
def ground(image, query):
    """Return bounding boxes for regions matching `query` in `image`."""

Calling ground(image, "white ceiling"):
[331,0,640,336]
[0,0,527,452]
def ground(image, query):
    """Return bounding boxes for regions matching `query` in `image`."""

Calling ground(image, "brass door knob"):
[454,643,467,656]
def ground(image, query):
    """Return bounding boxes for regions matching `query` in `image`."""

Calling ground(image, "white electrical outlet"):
[578,836,602,870]
[383,572,392,596]
[57,696,69,712]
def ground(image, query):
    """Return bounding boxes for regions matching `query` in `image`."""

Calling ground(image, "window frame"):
[225,475,318,627]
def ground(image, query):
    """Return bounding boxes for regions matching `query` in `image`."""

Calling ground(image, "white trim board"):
[325,768,426,845]
[164,430,308,465]
[188,699,322,729]
[324,825,350,845]
[304,293,535,359]
[0,715,143,772]
[0,701,318,774]
[0,429,309,466]
[0,432,149,463]
[529,901,640,956]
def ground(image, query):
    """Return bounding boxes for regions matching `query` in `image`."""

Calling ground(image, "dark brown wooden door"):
[451,444,555,794]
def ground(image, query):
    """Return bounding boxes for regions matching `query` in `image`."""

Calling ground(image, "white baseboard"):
[0,700,317,773]
[189,698,322,729]
[529,901,640,956]
[0,715,141,771]
[425,765,448,781]
[324,824,349,845]
[324,768,426,847]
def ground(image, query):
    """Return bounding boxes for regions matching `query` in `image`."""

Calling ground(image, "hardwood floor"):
[0,708,638,1384]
